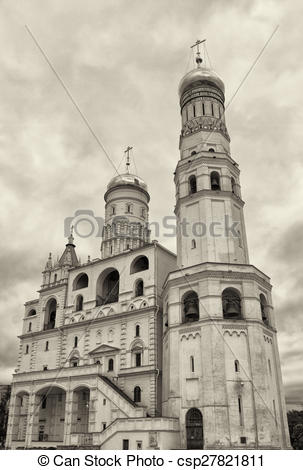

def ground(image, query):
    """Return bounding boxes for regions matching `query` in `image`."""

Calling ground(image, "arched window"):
[210,171,221,190]
[134,386,141,402]
[28,309,36,317]
[74,336,78,348]
[208,148,215,153]
[130,256,149,274]
[44,298,57,330]
[191,239,196,249]
[73,273,89,290]
[108,358,114,371]
[54,274,57,283]
[188,175,197,194]
[28,322,32,332]
[76,295,83,312]
[260,294,269,325]
[222,288,241,319]
[135,325,140,337]
[190,356,195,372]
[135,280,144,297]
[96,269,119,306]
[235,360,239,372]
[191,150,197,156]
[231,177,236,194]
[183,291,199,323]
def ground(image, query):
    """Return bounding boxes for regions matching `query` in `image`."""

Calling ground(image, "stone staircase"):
[97,375,145,418]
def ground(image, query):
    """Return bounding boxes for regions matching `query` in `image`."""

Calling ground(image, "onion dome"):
[179,66,225,97]
[107,173,149,196]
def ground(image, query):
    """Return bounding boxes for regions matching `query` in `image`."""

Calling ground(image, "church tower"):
[101,149,150,259]
[162,43,290,449]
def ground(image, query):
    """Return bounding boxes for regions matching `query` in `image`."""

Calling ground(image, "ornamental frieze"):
[181,115,230,141]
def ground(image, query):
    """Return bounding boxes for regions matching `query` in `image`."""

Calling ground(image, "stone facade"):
[6,52,290,450]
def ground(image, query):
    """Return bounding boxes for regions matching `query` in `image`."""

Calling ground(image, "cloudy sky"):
[0,0,302,401]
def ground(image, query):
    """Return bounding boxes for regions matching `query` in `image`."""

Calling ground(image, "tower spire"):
[190,39,206,67]
[124,146,133,173]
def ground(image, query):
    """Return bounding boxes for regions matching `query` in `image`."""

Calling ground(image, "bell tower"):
[162,42,290,450]
[175,41,249,269]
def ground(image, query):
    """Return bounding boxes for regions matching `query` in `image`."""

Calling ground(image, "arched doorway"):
[186,408,203,449]
[33,386,66,442]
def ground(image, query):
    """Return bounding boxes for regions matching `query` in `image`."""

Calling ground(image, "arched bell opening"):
[260,293,269,326]
[222,288,242,319]
[186,408,203,449]
[188,175,197,195]
[32,386,66,442]
[44,298,57,330]
[210,171,221,191]
[96,268,119,306]
[71,386,90,434]
[182,291,199,323]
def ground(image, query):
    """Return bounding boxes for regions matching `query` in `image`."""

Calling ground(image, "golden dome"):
[178,66,225,97]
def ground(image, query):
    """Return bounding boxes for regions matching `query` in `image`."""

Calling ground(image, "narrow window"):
[135,352,142,367]
[74,336,78,348]
[190,356,195,372]
[238,396,243,426]
[135,280,144,297]
[54,274,57,283]
[110,246,113,254]
[103,422,106,430]
[202,103,205,115]
[103,399,106,405]
[191,239,196,249]
[211,103,214,116]
[123,439,129,450]
[108,358,114,371]
[134,386,141,402]
[135,325,140,337]
[235,360,239,372]
[25,345,29,354]
[186,106,188,121]
[112,206,115,215]
[137,441,142,450]
[28,322,32,332]
[193,104,196,117]
[45,341,49,351]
